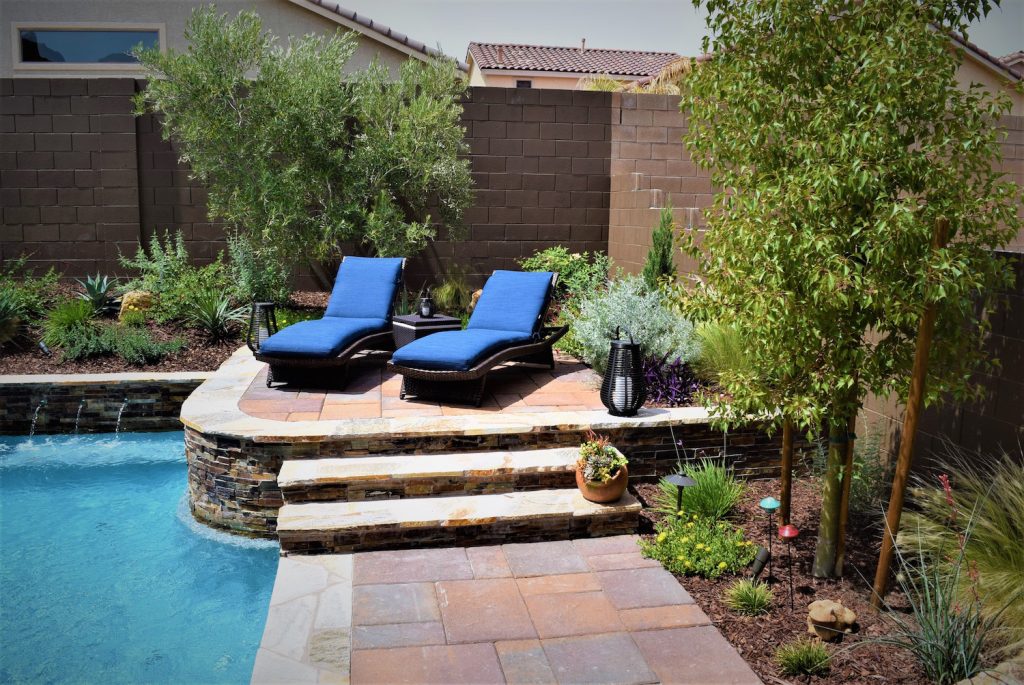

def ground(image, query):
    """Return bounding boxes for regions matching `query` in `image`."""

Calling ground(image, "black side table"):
[393,314,462,349]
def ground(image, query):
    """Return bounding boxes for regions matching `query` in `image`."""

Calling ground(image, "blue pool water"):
[0,432,279,684]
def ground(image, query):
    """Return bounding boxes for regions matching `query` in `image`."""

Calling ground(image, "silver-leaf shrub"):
[569,275,698,374]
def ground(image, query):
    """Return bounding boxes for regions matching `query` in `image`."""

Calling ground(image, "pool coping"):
[181,347,715,444]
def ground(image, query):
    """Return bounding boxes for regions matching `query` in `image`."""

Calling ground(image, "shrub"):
[577,432,627,483]
[775,640,830,677]
[275,307,322,329]
[655,457,745,521]
[0,289,24,347]
[899,449,1024,660]
[112,326,183,365]
[42,300,96,350]
[120,230,235,322]
[0,255,59,326]
[723,579,773,616]
[690,322,753,385]
[120,309,147,327]
[227,234,292,304]
[849,424,891,514]
[188,291,247,341]
[879,528,1012,684]
[75,273,119,315]
[519,246,611,306]
[570,274,698,374]
[432,266,473,316]
[641,204,677,290]
[642,514,757,578]
[642,354,700,407]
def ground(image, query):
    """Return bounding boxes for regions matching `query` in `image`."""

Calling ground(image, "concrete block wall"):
[607,92,713,278]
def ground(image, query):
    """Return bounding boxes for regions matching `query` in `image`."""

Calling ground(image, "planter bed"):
[635,478,929,684]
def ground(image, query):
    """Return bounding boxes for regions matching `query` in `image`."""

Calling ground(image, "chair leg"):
[473,377,487,407]
[267,365,275,388]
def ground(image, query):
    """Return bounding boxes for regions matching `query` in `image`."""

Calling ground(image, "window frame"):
[11,22,166,72]
[515,79,533,89]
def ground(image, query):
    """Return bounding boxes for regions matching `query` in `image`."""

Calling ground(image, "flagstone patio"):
[251,535,762,685]
[237,354,606,422]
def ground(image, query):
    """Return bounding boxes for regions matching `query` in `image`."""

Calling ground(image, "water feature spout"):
[29,397,47,438]
[74,399,86,435]
[115,398,129,434]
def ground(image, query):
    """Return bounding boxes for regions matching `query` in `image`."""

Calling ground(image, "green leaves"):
[681,0,1020,429]
[135,7,472,272]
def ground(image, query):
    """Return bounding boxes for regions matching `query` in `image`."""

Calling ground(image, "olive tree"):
[680,0,1020,577]
[134,7,472,291]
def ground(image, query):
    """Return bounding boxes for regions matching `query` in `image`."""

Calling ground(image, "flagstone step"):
[278,448,579,503]
[277,489,640,554]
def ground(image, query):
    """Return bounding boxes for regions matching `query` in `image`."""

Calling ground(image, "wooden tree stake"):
[871,218,950,608]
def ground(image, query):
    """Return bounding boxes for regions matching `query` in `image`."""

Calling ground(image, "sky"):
[339,0,1023,62]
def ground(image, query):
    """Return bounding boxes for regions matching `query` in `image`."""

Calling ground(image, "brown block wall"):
[607,92,713,278]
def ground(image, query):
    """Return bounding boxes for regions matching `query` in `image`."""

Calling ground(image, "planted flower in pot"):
[576,432,629,503]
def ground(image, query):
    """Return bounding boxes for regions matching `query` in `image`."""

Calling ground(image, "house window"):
[13,24,164,70]
[516,80,532,88]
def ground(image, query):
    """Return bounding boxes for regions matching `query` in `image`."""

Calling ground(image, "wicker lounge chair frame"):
[254,258,406,389]
[387,273,567,406]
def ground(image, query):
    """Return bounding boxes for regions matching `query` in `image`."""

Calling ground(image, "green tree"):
[642,203,678,290]
[134,7,472,288]
[680,0,1020,577]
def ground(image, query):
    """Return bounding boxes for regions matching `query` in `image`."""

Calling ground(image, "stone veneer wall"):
[186,421,810,537]
[0,374,207,435]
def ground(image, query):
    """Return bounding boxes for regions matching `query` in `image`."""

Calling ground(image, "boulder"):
[807,599,857,641]
[119,290,154,320]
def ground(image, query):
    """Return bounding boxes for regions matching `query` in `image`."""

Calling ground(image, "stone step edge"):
[277,447,579,489]
[276,488,639,533]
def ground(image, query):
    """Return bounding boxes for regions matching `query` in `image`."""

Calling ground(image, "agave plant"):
[75,273,119,315]
[188,290,247,341]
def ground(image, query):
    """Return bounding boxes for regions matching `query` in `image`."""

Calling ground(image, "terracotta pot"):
[576,464,629,503]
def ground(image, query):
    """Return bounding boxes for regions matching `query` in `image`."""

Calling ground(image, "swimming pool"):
[0,432,279,684]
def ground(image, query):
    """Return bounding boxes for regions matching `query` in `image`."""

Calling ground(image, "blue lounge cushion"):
[258,317,388,358]
[467,270,554,335]
[325,257,404,320]
[391,328,531,371]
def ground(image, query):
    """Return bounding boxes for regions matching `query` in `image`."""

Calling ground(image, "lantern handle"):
[614,326,636,345]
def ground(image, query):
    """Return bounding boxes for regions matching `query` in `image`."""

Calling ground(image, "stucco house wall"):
[0,0,410,79]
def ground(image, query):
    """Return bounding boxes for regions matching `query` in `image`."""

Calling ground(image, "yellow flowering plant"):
[641,515,757,578]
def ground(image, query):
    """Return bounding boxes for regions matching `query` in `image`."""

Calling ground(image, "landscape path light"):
[778,524,800,611]
[664,473,696,518]
[759,496,781,580]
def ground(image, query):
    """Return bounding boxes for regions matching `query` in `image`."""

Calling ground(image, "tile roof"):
[1000,50,1024,77]
[299,0,468,71]
[947,31,1021,81]
[467,42,681,77]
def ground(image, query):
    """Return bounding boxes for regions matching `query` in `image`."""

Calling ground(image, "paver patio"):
[251,535,762,684]
[238,355,605,422]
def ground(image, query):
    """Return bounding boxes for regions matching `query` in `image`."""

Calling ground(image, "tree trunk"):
[834,413,858,575]
[812,417,852,578]
[307,258,333,291]
[780,419,794,525]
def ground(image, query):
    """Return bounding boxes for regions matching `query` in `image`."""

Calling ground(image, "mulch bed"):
[634,478,929,685]
[0,291,329,376]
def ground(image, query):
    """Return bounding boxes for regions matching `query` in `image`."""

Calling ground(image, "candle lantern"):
[664,473,696,518]
[759,496,781,580]
[419,290,436,318]
[600,326,646,417]
[246,302,279,353]
[778,524,800,611]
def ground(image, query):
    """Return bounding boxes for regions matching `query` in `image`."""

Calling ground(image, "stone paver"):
[436,578,537,643]
[238,359,604,422]
[542,632,658,685]
[254,536,761,685]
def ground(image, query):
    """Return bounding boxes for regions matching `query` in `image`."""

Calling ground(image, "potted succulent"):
[575,432,629,503]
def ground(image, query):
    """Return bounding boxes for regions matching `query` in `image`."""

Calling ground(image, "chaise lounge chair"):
[387,270,567,406]
[254,256,405,389]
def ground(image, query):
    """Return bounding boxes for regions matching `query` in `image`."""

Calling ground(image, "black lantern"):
[247,302,279,353]
[600,326,646,417]
[419,290,436,318]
